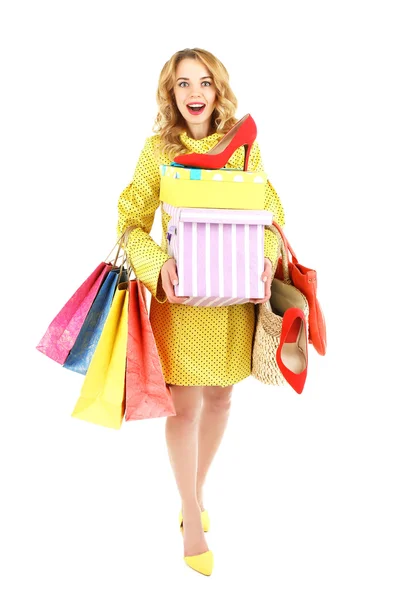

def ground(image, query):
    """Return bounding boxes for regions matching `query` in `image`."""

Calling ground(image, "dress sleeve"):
[248,141,286,272]
[116,136,171,303]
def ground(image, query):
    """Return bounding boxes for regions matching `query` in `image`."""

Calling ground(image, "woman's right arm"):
[116,136,171,303]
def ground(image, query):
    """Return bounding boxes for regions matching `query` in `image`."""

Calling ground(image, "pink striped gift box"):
[162,202,273,307]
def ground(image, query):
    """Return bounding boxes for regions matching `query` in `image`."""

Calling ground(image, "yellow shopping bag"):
[71,280,129,430]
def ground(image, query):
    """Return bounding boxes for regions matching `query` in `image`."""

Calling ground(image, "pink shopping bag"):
[36,262,113,364]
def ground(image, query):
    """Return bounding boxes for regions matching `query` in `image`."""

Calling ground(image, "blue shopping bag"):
[63,267,128,374]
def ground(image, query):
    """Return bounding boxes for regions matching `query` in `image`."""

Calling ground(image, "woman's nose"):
[190,85,204,96]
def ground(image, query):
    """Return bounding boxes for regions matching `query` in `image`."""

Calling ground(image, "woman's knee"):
[169,384,203,423]
[202,384,233,411]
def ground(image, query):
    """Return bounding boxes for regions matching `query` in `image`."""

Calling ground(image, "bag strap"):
[266,223,291,284]
[104,225,139,279]
[104,233,125,266]
[271,220,298,264]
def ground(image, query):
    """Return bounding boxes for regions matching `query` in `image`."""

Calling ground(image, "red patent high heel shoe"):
[276,307,308,394]
[174,113,257,171]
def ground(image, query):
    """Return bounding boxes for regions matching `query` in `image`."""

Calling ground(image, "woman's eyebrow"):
[176,76,213,81]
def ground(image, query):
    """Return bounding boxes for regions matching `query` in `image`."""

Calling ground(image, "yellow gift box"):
[159,164,267,209]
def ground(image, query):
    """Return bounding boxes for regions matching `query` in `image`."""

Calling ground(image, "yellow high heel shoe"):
[178,508,210,532]
[184,550,214,576]
[179,510,214,576]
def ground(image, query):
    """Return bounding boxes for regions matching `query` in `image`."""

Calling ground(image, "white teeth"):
[188,104,205,107]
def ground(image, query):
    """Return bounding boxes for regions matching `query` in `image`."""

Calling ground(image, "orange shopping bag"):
[125,279,176,421]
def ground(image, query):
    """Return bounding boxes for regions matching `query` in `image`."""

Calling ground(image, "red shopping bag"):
[272,221,327,356]
[125,279,176,421]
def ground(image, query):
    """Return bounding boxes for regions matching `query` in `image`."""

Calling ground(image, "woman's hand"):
[161,258,191,304]
[249,257,273,304]
[161,256,273,305]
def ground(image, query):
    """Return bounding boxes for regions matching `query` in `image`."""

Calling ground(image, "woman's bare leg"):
[165,384,208,557]
[196,385,233,510]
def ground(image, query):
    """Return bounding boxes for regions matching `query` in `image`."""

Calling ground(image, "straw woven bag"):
[251,224,309,386]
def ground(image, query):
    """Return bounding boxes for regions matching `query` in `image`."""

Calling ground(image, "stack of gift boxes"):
[159,163,272,307]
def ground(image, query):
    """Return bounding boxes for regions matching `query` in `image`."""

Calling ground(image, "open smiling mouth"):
[187,103,206,115]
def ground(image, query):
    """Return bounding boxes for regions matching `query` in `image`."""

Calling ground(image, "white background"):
[1,0,399,598]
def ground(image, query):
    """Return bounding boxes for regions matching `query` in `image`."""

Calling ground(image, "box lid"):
[160,164,268,185]
[179,207,273,225]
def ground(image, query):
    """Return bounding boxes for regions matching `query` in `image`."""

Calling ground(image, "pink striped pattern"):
[163,202,272,307]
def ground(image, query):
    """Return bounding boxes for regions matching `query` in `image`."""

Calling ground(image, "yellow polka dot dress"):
[116,131,285,387]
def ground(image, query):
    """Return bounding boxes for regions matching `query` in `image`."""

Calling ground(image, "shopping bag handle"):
[104,233,126,266]
[104,225,139,275]
[271,220,299,264]
[266,223,291,284]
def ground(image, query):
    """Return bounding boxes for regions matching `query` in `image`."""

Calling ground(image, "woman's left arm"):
[248,140,286,274]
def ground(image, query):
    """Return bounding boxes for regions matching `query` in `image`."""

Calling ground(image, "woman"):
[117,47,285,575]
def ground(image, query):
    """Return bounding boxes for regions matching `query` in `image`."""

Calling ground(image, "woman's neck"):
[185,120,212,140]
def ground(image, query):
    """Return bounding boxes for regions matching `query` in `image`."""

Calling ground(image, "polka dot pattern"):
[116,130,286,386]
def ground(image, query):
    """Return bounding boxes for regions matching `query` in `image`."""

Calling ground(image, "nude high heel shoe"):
[174,113,257,171]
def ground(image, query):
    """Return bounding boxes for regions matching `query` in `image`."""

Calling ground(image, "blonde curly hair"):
[152,48,238,162]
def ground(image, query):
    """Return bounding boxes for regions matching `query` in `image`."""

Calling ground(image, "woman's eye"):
[178,81,212,87]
